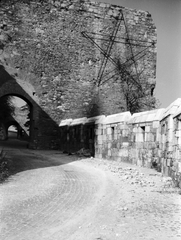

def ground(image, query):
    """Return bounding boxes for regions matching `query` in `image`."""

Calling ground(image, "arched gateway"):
[0,65,61,149]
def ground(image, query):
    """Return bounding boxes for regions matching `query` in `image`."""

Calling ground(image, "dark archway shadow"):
[0,133,82,180]
[0,64,62,149]
[0,138,28,149]
[0,94,31,141]
[6,120,29,141]
[0,64,84,179]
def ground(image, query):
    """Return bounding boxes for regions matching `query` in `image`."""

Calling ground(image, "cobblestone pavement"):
[0,139,181,240]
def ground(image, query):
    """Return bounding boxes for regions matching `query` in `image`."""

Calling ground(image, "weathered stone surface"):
[0,0,156,148]
[59,100,181,188]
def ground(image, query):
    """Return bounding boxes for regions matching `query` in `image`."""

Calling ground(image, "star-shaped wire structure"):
[81,10,156,90]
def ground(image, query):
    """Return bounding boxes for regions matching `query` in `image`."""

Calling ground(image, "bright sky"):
[97,0,181,108]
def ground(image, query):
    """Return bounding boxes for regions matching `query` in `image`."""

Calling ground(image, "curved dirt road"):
[1,139,181,240]
[0,140,121,240]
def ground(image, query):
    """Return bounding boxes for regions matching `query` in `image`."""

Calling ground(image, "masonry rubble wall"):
[59,98,181,188]
[173,108,181,188]
[159,99,181,188]
[94,112,131,161]
[0,0,157,149]
[0,0,157,119]
[128,109,164,168]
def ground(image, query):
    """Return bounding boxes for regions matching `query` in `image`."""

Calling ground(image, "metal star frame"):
[81,10,156,91]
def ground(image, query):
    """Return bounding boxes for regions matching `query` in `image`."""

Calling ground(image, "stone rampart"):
[129,109,164,168]
[173,106,181,187]
[160,99,181,187]
[59,98,181,188]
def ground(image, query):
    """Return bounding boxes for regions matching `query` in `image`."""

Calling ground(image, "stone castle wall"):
[59,99,181,188]
[160,99,181,187]
[173,110,181,186]
[0,0,156,148]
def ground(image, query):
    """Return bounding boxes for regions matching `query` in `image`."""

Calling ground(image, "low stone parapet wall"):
[59,98,181,188]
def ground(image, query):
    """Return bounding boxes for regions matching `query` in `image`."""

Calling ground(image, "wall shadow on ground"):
[0,138,80,179]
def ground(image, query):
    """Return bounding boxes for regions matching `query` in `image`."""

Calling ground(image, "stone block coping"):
[86,115,106,125]
[59,119,73,127]
[70,117,88,126]
[161,98,181,120]
[130,108,165,124]
[173,104,181,119]
[103,112,131,125]
[58,96,181,127]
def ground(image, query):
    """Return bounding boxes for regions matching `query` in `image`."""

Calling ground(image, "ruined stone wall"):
[94,109,163,168]
[160,116,173,174]
[158,99,181,188]
[59,110,163,168]
[128,119,161,168]
[0,0,157,148]
[58,99,181,188]
[173,113,181,188]
[95,112,131,161]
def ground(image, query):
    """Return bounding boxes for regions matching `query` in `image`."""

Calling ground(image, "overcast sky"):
[96,0,181,108]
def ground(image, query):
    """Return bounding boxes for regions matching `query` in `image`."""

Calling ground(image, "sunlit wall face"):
[96,0,181,108]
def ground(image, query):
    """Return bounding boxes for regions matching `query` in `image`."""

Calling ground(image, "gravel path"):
[0,139,181,240]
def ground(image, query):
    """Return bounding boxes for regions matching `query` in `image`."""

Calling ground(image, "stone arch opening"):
[7,121,29,140]
[0,65,62,149]
[0,94,33,146]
